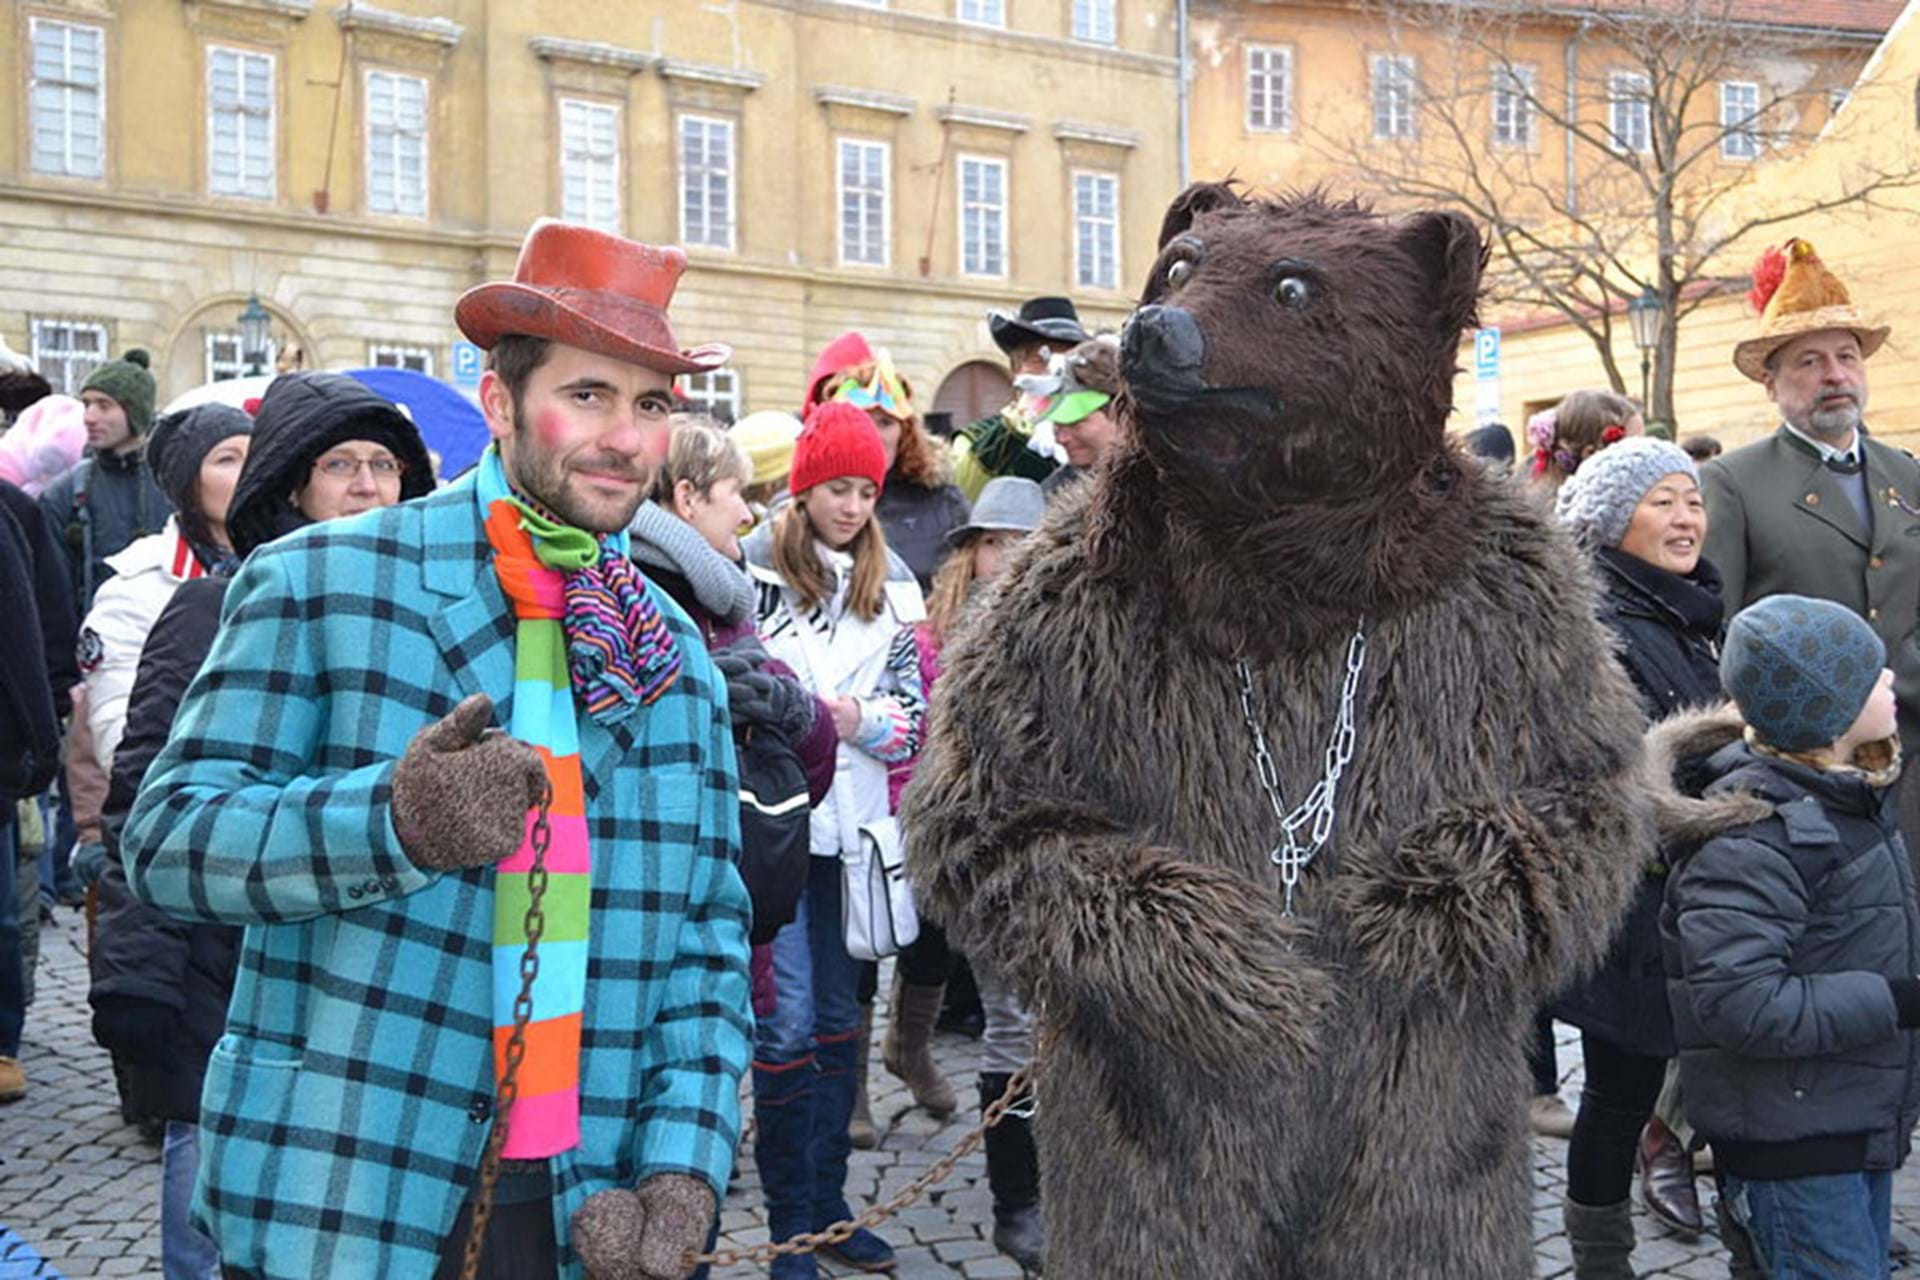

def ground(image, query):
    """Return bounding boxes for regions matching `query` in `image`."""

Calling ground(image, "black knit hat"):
[146,403,255,562]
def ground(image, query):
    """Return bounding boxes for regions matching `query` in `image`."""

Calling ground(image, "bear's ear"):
[1157,181,1245,250]
[1398,210,1487,340]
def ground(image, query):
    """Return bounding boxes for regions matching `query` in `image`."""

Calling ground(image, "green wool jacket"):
[1701,425,1920,750]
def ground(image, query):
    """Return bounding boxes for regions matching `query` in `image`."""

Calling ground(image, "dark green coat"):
[1701,425,1920,751]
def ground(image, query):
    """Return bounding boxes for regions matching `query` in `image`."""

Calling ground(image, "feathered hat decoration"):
[1732,237,1888,381]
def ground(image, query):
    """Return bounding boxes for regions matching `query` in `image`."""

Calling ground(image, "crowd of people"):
[2,217,1919,1280]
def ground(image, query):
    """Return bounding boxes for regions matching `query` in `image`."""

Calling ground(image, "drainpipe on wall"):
[1565,17,1589,215]
[1178,0,1191,187]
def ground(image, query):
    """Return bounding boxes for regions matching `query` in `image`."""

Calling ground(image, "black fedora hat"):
[988,296,1091,354]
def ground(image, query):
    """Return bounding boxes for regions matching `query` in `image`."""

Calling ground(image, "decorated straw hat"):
[455,219,729,376]
[1732,238,1889,382]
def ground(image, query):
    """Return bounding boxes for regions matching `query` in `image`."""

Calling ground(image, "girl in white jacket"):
[740,402,926,1279]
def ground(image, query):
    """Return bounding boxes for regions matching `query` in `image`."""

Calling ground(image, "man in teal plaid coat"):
[123,222,753,1280]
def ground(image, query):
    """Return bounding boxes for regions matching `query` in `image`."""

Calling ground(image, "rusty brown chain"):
[683,1061,1039,1269]
[456,779,554,1280]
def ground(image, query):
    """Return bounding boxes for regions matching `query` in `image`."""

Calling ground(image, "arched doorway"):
[161,295,311,399]
[930,360,1012,436]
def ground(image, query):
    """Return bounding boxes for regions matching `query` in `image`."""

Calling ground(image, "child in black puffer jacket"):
[1663,594,1920,1280]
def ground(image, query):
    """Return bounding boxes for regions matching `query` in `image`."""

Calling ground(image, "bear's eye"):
[1166,259,1195,290]
[1276,276,1313,309]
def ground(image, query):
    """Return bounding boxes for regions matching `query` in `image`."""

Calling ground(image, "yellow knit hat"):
[729,410,804,486]
[1732,238,1889,382]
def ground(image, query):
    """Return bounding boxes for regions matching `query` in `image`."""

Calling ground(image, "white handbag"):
[841,817,920,961]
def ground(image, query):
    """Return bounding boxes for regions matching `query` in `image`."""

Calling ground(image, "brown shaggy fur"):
[901,186,1653,1279]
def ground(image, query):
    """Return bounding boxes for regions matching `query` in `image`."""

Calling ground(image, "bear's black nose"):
[1120,305,1207,383]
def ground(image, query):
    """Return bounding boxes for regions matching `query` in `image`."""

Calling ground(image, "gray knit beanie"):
[1553,437,1698,547]
[1722,595,1887,752]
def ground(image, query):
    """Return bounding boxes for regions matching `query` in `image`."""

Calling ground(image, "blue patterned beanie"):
[1721,595,1886,752]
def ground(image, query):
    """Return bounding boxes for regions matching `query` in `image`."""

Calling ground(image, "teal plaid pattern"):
[122,472,751,1280]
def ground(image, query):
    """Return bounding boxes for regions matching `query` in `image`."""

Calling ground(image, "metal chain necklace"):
[1235,619,1370,917]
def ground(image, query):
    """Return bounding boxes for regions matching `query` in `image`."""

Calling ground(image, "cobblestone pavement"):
[6,908,1920,1277]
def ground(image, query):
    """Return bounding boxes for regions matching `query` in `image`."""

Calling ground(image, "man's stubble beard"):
[505,416,651,533]
[1800,395,1865,445]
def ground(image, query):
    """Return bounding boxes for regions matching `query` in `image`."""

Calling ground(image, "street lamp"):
[1627,286,1663,414]
[238,294,272,376]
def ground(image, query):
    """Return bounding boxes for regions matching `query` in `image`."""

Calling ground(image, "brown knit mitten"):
[571,1174,717,1280]
[389,694,547,872]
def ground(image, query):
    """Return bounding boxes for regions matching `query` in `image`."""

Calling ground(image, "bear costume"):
[900,186,1652,1278]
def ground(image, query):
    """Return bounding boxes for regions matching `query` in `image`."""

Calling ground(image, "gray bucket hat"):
[946,476,1046,546]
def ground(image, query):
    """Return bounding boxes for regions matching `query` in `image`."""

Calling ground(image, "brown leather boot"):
[849,1004,878,1149]
[882,977,957,1116]
[1636,1116,1703,1236]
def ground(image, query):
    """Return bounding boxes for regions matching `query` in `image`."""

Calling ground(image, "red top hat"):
[454,220,730,376]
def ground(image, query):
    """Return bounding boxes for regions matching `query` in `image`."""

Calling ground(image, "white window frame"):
[1072,170,1120,291]
[956,0,1004,26]
[207,45,277,200]
[677,370,742,421]
[1609,70,1652,155]
[368,343,434,374]
[559,96,623,233]
[958,154,1008,279]
[1720,80,1762,161]
[1491,64,1536,147]
[1072,0,1117,44]
[30,319,108,395]
[1246,44,1293,134]
[365,68,429,218]
[837,137,891,269]
[1371,53,1417,140]
[28,18,106,180]
[678,113,736,252]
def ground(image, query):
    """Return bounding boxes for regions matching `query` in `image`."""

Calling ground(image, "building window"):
[369,343,434,374]
[1072,0,1117,44]
[679,114,735,251]
[29,19,105,179]
[1371,54,1417,140]
[208,46,276,199]
[1492,64,1536,147]
[1073,171,1120,291]
[838,138,890,268]
[1246,45,1293,133]
[1721,80,1762,160]
[366,70,428,217]
[1831,86,1851,114]
[958,155,1007,278]
[1609,71,1652,154]
[678,369,741,422]
[957,0,1004,25]
[559,98,622,233]
[31,319,108,395]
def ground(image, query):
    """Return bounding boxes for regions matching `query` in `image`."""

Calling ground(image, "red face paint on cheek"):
[533,409,569,451]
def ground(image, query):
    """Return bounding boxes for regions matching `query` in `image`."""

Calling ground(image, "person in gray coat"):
[1661,594,1920,1280]
[1702,239,1920,846]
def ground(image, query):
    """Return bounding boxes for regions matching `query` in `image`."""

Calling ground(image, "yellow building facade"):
[1,0,1180,425]
[1182,0,1907,448]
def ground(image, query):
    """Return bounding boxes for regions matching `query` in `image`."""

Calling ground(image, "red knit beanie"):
[790,402,888,495]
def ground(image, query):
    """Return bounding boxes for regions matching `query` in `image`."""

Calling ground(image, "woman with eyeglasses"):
[87,372,432,1280]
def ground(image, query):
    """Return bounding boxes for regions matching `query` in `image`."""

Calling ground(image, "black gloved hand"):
[725,668,819,745]
[711,636,771,680]
[92,997,180,1068]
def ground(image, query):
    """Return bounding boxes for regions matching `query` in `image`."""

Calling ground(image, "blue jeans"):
[162,1121,221,1279]
[755,857,864,1063]
[39,785,80,904]
[1723,1169,1892,1280]
[0,810,22,1057]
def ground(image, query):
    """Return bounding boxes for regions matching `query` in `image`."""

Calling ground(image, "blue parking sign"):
[451,340,485,389]
[1474,328,1500,379]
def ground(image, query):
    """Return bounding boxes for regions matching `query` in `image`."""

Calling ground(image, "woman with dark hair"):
[1551,437,1725,1278]
[87,372,431,1280]
[803,331,969,590]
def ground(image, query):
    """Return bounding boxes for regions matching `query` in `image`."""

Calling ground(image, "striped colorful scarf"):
[476,446,679,1157]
